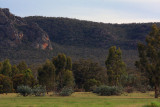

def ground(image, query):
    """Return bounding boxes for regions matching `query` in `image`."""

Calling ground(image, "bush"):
[60,87,74,96]
[84,79,101,91]
[32,85,46,96]
[93,85,123,96]
[17,85,32,96]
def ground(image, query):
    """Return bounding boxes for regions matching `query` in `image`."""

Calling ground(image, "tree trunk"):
[155,84,159,98]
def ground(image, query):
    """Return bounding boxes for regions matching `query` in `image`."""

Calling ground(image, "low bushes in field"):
[93,85,123,96]
[17,85,46,96]
[32,85,46,96]
[17,85,32,96]
[60,87,74,96]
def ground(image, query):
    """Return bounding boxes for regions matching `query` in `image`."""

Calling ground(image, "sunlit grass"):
[0,91,159,107]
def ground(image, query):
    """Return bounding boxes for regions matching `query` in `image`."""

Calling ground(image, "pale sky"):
[0,0,160,23]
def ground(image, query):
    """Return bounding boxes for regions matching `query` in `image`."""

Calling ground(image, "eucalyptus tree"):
[135,24,160,98]
[105,46,126,86]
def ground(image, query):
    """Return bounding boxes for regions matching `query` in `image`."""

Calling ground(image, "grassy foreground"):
[0,92,160,107]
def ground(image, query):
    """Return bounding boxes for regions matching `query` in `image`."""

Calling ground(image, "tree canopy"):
[105,46,126,86]
[135,24,160,98]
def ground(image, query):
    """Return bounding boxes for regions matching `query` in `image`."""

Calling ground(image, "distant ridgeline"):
[0,8,160,68]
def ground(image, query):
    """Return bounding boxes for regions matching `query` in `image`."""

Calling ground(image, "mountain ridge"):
[0,8,52,50]
[0,8,159,68]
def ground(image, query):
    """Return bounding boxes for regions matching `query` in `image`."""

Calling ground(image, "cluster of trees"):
[0,48,128,94]
[0,60,35,94]
[38,54,74,93]
[136,24,160,98]
[36,46,133,93]
[0,47,145,96]
[1,24,160,99]
[36,24,160,98]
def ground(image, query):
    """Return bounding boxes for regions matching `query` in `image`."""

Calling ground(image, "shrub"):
[60,87,74,96]
[17,85,32,96]
[84,79,101,91]
[93,85,123,96]
[32,85,46,96]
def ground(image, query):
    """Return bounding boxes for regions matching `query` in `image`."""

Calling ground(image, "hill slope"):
[0,8,159,68]
[25,16,156,49]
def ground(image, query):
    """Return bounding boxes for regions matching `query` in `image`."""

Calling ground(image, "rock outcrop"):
[0,8,53,50]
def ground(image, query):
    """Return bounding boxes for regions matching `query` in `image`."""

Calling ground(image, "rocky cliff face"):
[0,8,53,50]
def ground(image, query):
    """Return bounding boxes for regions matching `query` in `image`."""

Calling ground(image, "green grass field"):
[0,92,160,107]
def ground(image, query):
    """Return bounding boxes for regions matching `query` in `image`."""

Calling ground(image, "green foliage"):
[135,24,160,98]
[17,61,28,73]
[73,59,107,91]
[0,59,35,93]
[1,59,12,77]
[23,69,35,87]
[123,69,149,91]
[17,85,32,96]
[52,53,67,71]
[0,74,13,94]
[105,46,126,86]
[32,85,46,96]
[143,102,160,107]
[13,74,25,90]
[59,87,74,96]
[93,85,123,96]
[17,85,46,97]
[38,59,56,92]
[11,65,19,78]
[52,54,74,90]
[13,73,35,90]
[61,70,74,88]
[66,57,72,70]
[0,16,159,70]
[84,79,101,92]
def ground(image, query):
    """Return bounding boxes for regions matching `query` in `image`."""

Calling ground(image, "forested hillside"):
[25,16,158,49]
[0,8,160,68]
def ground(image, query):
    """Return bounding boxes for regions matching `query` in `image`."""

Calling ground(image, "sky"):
[0,0,160,23]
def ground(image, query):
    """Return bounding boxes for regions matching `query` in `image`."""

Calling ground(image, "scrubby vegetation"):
[0,22,160,102]
[93,85,123,96]
[17,85,32,96]
[17,85,46,97]
[59,87,74,96]
[32,85,46,96]
[1,13,160,69]
[1,8,160,107]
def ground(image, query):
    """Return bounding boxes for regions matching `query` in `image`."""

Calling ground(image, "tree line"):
[0,24,160,98]
[0,60,35,94]
[0,48,129,94]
